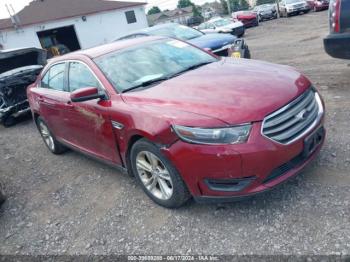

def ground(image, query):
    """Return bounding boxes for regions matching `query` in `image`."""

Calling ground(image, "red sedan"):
[232,11,259,27]
[306,0,329,11]
[27,36,325,208]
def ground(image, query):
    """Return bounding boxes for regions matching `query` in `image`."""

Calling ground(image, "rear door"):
[35,62,71,139]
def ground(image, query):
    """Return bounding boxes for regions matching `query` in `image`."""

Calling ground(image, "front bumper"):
[259,12,276,20]
[162,117,325,202]
[324,32,350,59]
[287,6,310,14]
[231,26,245,37]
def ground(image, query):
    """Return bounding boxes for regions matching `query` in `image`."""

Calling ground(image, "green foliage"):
[177,0,202,18]
[147,6,161,15]
[177,0,194,8]
[220,0,252,13]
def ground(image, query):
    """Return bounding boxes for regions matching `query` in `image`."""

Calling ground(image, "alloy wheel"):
[39,121,55,151]
[136,151,173,200]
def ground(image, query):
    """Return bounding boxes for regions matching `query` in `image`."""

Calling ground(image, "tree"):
[147,6,161,15]
[220,0,229,14]
[177,0,202,18]
[240,0,250,9]
[221,0,251,13]
[177,0,194,8]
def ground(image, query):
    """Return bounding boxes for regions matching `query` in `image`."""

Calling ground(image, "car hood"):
[0,47,47,74]
[122,58,311,125]
[188,33,236,51]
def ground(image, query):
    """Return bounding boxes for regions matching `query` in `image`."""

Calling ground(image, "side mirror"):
[70,87,105,103]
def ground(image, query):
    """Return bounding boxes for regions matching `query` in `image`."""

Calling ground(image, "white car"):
[197,17,245,37]
[279,0,311,17]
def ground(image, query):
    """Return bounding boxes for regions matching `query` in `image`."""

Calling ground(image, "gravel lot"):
[1,11,350,256]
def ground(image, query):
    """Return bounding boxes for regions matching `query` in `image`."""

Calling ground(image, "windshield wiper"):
[171,61,213,78]
[121,76,169,93]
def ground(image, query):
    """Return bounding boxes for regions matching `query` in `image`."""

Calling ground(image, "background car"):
[28,36,325,208]
[116,23,251,58]
[279,0,311,17]
[232,11,259,27]
[186,16,204,27]
[0,48,47,127]
[324,0,350,59]
[253,4,278,21]
[197,17,245,37]
[306,0,329,11]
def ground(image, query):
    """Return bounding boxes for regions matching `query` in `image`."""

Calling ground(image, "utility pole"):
[227,0,232,16]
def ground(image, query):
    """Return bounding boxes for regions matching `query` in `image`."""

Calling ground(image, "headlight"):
[172,124,251,145]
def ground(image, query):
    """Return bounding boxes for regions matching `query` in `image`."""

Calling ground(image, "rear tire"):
[3,115,16,127]
[130,139,191,208]
[36,116,67,154]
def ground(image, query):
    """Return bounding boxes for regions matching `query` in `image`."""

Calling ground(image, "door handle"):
[38,96,45,102]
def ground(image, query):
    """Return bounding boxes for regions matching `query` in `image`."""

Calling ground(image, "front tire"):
[130,139,191,208]
[36,117,67,154]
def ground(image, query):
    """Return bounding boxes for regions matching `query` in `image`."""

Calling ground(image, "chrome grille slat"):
[262,89,322,145]
[263,91,314,128]
[269,103,318,142]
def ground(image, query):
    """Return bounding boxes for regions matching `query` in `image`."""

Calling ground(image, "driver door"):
[63,61,121,164]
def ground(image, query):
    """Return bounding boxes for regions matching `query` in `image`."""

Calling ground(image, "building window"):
[125,10,137,24]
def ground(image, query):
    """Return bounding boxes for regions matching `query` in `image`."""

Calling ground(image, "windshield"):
[147,24,203,40]
[94,39,217,93]
[212,18,231,27]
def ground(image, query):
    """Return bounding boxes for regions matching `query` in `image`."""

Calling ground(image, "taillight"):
[330,0,341,32]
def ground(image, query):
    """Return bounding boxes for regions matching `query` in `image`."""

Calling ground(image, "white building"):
[0,0,148,55]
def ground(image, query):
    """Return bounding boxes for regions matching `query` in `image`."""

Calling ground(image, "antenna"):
[5,4,21,30]
[10,4,22,27]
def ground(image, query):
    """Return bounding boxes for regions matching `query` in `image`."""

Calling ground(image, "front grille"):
[262,89,322,144]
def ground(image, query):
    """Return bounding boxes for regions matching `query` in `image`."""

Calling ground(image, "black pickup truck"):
[0,48,46,126]
[324,0,350,59]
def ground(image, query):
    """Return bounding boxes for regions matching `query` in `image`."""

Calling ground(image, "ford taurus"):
[27,36,325,208]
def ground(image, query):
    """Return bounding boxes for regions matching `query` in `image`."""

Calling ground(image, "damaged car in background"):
[0,48,46,127]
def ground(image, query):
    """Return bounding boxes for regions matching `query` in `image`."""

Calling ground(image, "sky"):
[0,0,218,19]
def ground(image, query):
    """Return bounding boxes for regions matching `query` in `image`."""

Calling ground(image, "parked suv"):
[324,0,350,59]
[279,0,311,16]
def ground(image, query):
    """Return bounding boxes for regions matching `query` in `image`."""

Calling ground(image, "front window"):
[41,63,66,91]
[94,39,217,93]
[68,62,101,92]
[148,24,203,41]
[212,18,231,27]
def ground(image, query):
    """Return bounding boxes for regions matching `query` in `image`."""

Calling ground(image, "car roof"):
[48,35,166,62]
